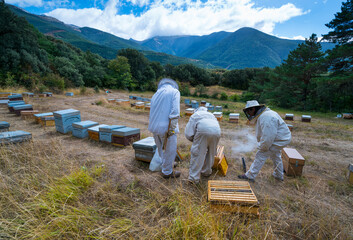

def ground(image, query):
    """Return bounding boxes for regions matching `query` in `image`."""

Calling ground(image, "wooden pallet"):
[208,180,259,215]
[213,145,228,176]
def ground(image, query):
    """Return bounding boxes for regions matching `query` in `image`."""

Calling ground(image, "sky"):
[6,0,343,41]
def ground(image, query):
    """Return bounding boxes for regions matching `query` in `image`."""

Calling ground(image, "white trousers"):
[245,145,284,180]
[189,132,220,182]
[153,133,177,175]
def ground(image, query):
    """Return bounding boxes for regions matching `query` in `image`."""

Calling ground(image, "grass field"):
[1,88,352,239]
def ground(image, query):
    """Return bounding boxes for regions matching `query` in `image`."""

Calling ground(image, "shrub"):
[230,94,239,102]
[211,92,219,99]
[220,92,228,100]
[43,73,65,92]
[80,86,87,95]
[94,85,100,93]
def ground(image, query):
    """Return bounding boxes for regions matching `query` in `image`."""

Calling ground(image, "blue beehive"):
[215,105,223,112]
[99,125,126,143]
[65,92,74,96]
[8,101,25,106]
[112,127,140,147]
[87,124,108,141]
[8,94,23,101]
[207,105,214,111]
[132,137,156,162]
[136,96,142,101]
[13,104,33,115]
[54,109,81,134]
[43,92,53,97]
[191,100,199,109]
[22,92,34,97]
[0,130,32,144]
[184,99,190,104]
[0,121,10,132]
[0,100,9,106]
[72,120,99,138]
[129,95,134,99]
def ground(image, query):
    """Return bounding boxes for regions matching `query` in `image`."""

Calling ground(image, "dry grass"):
[1,89,352,239]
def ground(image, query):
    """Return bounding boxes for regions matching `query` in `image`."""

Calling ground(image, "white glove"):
[168,118,178,136]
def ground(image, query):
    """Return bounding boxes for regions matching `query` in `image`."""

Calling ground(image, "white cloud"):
[45,0,307,40]
[278,35,306,40]
[6,0,43,7]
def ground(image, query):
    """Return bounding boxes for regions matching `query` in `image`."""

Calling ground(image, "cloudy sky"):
[6,0,342,41]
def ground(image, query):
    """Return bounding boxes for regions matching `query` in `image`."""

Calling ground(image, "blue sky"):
[6,0,343,41]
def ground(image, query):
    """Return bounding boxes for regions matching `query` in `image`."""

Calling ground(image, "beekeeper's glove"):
[168,118,178,136]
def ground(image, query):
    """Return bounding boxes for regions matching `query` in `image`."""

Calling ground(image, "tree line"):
[0,0,352,112]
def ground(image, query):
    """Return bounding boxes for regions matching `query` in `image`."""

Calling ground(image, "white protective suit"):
[245,108,292,180]
[148,78,180,175]
[185,107,221,182]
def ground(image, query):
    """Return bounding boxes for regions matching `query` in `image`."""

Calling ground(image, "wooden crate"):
[112,133,140,147]
[282,147,305,176]
[213,145,228,176]
[208,180,259,215]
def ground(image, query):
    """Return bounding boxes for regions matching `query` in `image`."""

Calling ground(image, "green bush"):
[94,85,100,93]
[211,92,219,99]
[80,86,87,95]
[43,73,65,92]
[220,92,228,100]
[230,94,239,102]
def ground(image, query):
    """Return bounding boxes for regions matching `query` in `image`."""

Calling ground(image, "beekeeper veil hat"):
[243,100,266,121]
[158,78,179,90]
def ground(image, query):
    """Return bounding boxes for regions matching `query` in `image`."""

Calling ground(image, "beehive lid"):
[8,94,22,99]
[41,116,55,121]
[0,92,11,95]
[99,125,126,132]
[112,127,140,136]
[72,120,99,129]
[115,99,123,102]
[43,92,52,95]
[13,104,32,110]
[34,112,53,118]
[8,101,25,107]
[302,115,311,119]
[53,109,80,118]
[0,121,10,128]
[145,103,151,106]
[136,101,144,106]
[0,100,9,105]
[213,112,223,116]
[0,130,31,139]
[191,100,197,103]
[65,92,74,96]
[186,108,195,112]
[285,113,294,117]
[282,147,305,165]
[88,124,108,133]
[132,137,156,150]
[229,113,240,118]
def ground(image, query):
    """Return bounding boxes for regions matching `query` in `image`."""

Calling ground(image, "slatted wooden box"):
[41,116,55,127]
[21,110,40,120]
[87,124,108,141]
[112,127,140,147]
[229,113,240,123]
[13,104,33,116]
[349,164,353,184]
[285,113,294,120]
[282,147,305,177]
[301,115,311,122]
[99,125,125,143]
[65,92,74,96]
[72,121,99,138]
[8,94,23,101]
[213,145,228,176]
[213,112,223,122]
[34,112,53,124]
[185,108,195,116]
[53,109,81,134]
[135,101,144,109]
[208,180,259,215]
[7,101,26,112]
[132,137,156,162]
[0,121,10,132]
[0,130,32,145]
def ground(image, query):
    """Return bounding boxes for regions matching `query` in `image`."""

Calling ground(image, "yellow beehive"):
[208,180,259,216]
[213,145,228,176]
[135,101,144,109]
[185,108,195,116]
[41,116,55,127]
[213,112,223,122]
[21,110,39,120]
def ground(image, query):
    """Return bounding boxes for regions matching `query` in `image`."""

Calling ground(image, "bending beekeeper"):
[148,78,181,178]
[185,107,221,184]
[238,100,291,182]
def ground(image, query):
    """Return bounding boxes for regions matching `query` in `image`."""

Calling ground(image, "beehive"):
[185,108,195,116]
[132,137,156,162]
[229,113,240,123]
[34,112,53,124]
[136,96,142,101]
[53,109,81,134]
[129,95,134,99]
[287,124,293,131]
[200,100,207,106]
[99,125,126,143]
[8,94,23,101]
[0,92,11,98]
[285,113,294,120]
[191,100,199,109]
[207,105,214,112]
[213,112,223,122]
[22,92,34,97]
[0,100,9,106]
[213,145,228,176]
[282,147,305,176]
[301,115,311,122]
[215,105,223,112]
[135,101,144,109]
[349,164,353,184]
[116,99,130,106]
[65,92,74,96]
[72,121,99,138]
[0,121,10,132]
[145,102,151,111]
[21,110,39,120]
[112,127,140,147]
[7,101,26,112]
[208,180,259,215]
[184,99,190,105]
[87,124,108,141]
[0,130,32,144]
[13,104,33,116]
[41,116,55,127]
[343,113,353,119]
[43,92,53,97]
[38,93,47,98]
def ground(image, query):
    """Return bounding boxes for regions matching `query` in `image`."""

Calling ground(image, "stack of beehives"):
[132,137,156,162]
[229,113,240,123]
[213,112,223,121]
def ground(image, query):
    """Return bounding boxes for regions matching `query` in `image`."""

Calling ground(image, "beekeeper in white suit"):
[238,100,291,182]
[185,107,221,184]
[148,78,181,178]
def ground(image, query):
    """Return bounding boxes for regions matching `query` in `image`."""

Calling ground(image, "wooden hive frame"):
[208,180,259,216]
[213,145,228,176]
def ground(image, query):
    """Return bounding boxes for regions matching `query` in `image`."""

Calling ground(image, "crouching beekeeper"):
[239,100,291,182]
[148,78,181,179]
[185,107,221,184]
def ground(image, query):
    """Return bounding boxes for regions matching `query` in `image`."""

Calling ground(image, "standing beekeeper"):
[148,78,181,178]
[185,106,221,184]
[238,100,291,182]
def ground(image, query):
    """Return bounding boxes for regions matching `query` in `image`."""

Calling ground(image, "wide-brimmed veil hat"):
[158,78,179,90]
[243,100,264,111]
